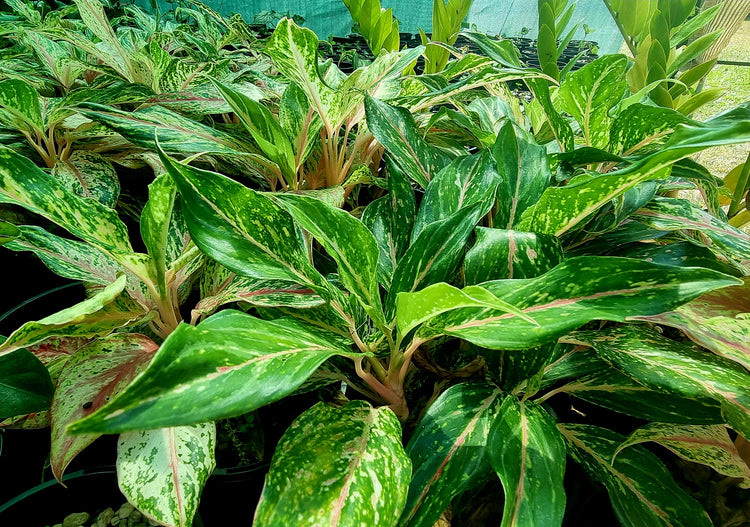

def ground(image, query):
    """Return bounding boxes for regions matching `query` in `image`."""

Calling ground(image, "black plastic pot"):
[198,463,270,525]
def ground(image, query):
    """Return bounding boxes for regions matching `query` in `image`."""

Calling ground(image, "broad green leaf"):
[633,278,750,371]
[275,193,384,324]
[561,423,712,527]
[621,241,741,278]
[255,401,410,527]
[633,196,750,260]
[400,383,502,527]
[211,78,296,183]
[460,32,523,68]
[464,228,563,284]
[615,423,750,487]
[159,149,328,293]
[140,173,177,301]
[413,152,500,240]
[51,151,120,208]
[524,104,750,235]
[492,120,551,228]
[118,423,216,527]
[279,83,322,169]
[566,325,750,441]
[68,310,358,434]
[489,396,566,527]
[556,368,724,424]
[524,78,574,152]
[412,257,739,349]
[0,78,43,133]
[361,157,416,289]
[0,276,146,356]
[365,94,450,188]
[50,333,157,481]
[0,348,53,419]
[557,55,628,149]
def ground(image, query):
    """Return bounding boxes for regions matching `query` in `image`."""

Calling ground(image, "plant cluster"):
[1,0,750,526]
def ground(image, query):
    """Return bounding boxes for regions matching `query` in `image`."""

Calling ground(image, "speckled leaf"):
[265,18,338,126]
[524,104,750,235]
[159,149,328,293]
[560,423,712,527]
[565,325,750,441]
[557,368,724,425]
[0,146,133,256]
[524,78,574,152]
[609,104,694,156]
[489,396,566,527]
[118,423,216,527]
[0,78,43,133]
[413,257,739,349]
[68,310,358,434]
[633,278,750,371]
[387,203,486,316]
[140,173,177,299]
[275,193,384,324]
[0,276,146,356]
[365,94,450,188]
[361,157,416,288]
[412,152,500,240]
[255,400,409,526]
[51,151,120,208]
[633,196,750,260]
[78,103,246,155]
[0,348,53,419]
[492,120,551,229]
[556,55,628,149]
[615,424,750,487]
[464,228,563,284]
[211,79,296,182]
[399,383,502,527]
[50,333,157,481]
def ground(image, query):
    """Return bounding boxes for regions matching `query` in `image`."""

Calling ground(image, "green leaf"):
[255,400,410,526]
[524,104,750,235]
[159,149,328,293]
[489,396,566,527]
[140,173,177,299]
[557,55,628,149]
[0,348,53,419]
[50,333,157,481]
[0,276,145,356]
[275,193,384,325]
[279,83,322,169]
[0,78,43,133]
[566,325,750,441]
[413,152,500,240]
[118,423,216,527]
[400,383,502,527]
[51,151,120,208]
[492,120,551,228]
[524,78,574,152]
[464,228,563,284]
[361,157,416,289]
[560,423,712,527]
[365,94,450,188]
[210,78,296,183]
[615,423,750,486]
[411,257,739,349]
[68,310,357,434]
[633,278,750,371]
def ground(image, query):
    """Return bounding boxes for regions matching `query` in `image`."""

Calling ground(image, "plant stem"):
[728,150,750,218]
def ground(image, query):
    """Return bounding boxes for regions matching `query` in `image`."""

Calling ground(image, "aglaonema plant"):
[60,82,750,524]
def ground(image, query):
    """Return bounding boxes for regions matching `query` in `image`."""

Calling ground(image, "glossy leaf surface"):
[0,348,53,419]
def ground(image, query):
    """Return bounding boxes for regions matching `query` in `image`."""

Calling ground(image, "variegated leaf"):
[556,55,628,149]
[399,383,502,527]
[615,423,750,487]
[561,423,712,527]
[51,151,120,208]
[50,333,157,481]
[489,396,566,527]
[412,152,500,240]
[609,103,694,156]
[0,78,43,133]
[118,423,216,527]
[68,310,358,434]
[410,257,739,349]
[492,120,551,229]
[365,94,450,188]
[255,401,410,527]
[464,228,563,284]
[633,278,750,371]
[140,173,177,299]
[0,348,53,419]
[565,325,750,441]
[279,83,322,168]
[524,78,574,152]
[0,276,146,356]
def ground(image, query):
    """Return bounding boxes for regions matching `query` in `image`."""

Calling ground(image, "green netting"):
[137,0,624,54]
